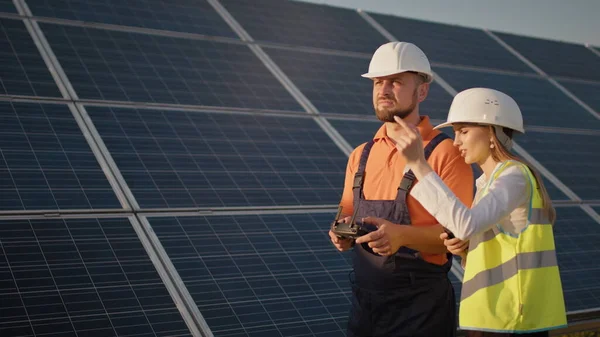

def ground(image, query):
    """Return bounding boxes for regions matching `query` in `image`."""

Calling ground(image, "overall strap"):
[353,141,375,199]
[397,132,451,193]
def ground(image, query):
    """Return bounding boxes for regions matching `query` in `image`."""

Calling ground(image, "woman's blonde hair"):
[488,126,556,224]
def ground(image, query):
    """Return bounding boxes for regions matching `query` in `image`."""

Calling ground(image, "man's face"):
[372,72,426,122]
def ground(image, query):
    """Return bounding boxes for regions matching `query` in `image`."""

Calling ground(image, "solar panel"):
[40,23,303,111]
[516,131,600,200]
[220,0,388,54]
[0,217,192,336]
[553,207,600,311]
[0,0,15,13]
[86,106,347,209]
[558,79,600,113]
[0,101,121,211]
[0,18,62,98]
[434,67,600,129]
[25,0,238,38]
[495,32,600,82]
[368,13,534,74]
[146,213,351,336]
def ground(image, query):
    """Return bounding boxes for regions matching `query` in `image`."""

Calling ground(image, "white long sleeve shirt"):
[410,162,531,240]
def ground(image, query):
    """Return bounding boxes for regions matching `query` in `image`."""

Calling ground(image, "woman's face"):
[452,124,492,165]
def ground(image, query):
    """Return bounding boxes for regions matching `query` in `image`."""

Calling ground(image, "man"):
[329,42,474,337]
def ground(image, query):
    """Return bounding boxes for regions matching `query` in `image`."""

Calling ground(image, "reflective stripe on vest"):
[459,160,567,333]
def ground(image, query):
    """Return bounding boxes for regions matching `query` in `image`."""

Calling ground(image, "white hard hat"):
[435,88,525,133]
[362,42,433,83]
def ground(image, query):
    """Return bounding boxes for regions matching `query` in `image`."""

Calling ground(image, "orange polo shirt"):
[339,116,474,265]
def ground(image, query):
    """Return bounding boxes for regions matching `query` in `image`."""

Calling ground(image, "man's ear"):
[418,82,429,102]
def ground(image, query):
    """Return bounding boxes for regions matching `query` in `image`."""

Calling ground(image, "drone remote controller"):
[330,206,374,239]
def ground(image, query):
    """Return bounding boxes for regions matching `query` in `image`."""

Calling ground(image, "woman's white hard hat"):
[435,87,525,133]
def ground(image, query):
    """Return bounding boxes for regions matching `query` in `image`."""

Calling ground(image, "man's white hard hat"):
[362,41,433,83]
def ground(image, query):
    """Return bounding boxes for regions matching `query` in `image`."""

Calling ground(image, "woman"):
[391,87,567,336]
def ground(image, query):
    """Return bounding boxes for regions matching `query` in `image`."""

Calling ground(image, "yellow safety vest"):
[459,160,567,333]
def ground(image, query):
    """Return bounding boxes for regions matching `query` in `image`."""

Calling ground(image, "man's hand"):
[440,232,468,259]
[355,217,405,256]
[329,216,354,252]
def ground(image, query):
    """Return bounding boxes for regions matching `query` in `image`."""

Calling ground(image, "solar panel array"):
[1,0,599,336]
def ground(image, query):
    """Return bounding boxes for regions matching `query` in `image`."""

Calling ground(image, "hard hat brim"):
[361,70,433,83]
[433,120,525,133]
[433,121,454,130]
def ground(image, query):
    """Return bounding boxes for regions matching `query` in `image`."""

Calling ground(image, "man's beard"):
[375,89,418,123]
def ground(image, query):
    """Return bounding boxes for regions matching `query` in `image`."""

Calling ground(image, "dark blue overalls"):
[347,133,457,337]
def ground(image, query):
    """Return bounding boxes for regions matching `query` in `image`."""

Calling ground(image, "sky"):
[296,0,600,47]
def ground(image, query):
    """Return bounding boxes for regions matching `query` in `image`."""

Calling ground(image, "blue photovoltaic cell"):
[553,208,600,311]
[147,213,350,337]
[434,67,600,129]
[558,79,600,113]
[0,217,191,337]
[516,131,600,200]
[220,0,387,54]
[86,106,347,208]
[0,18,62,97]
[41,23,302,111]
[495,32,600,82]
[0,0,15,12]
[26,0,238,38]
[0,102,121,211]
[369,13,533,74]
